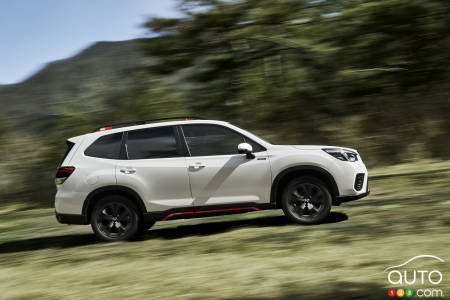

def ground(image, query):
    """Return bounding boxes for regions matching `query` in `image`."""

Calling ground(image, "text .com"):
[388,288,443,297]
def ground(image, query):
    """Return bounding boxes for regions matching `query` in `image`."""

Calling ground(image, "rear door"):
[181,124,271,208]
[116,126,192,212]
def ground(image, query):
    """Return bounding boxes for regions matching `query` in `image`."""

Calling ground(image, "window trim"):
[123,125,184,160]
[179,124,267,157]
[119,132,128,160]
[176,126,191,157]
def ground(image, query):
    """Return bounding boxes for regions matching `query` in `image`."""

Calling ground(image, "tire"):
[90,195,140,242]
[281,176,332,225]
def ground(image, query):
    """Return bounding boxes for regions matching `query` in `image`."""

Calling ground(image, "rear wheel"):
[91,195,140,242]
[281,176,332,225]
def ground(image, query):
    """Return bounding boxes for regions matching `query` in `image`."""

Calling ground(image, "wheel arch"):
[270,165,339,207]
[82,185,147,223]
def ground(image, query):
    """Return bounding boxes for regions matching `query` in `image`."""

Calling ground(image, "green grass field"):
[1,160,449,299]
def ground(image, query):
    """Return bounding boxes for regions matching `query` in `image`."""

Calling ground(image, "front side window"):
[182,125,249,156]
[126,126,180,159]
[85,132,123,159]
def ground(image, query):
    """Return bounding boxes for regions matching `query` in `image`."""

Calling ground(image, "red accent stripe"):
[161,206,261,221]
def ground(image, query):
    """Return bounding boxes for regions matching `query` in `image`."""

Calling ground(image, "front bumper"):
[331,157,370,205]
[334,189,370,205]
[334,179,370,205]
[328,153,369,199]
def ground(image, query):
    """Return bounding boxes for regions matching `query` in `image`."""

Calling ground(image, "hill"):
[0,39,150,124]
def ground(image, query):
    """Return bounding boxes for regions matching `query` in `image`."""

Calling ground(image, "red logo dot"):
[388,289,397,297]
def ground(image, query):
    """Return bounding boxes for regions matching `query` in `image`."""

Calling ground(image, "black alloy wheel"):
[91,195,140,241]
[281,176,332,225]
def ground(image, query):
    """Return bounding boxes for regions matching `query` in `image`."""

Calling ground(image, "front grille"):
[354,173,365,191]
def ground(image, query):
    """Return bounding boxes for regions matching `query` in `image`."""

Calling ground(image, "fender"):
[82,185,147,221]
[270,165,339,205]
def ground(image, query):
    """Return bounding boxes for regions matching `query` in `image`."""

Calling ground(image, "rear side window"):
[182,125,246,156]
[126,126,180,159]
[85,132,123,159]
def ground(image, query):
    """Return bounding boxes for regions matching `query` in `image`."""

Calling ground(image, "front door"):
[181,124,271,208]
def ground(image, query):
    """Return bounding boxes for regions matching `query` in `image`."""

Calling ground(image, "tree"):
[141,0,450,163]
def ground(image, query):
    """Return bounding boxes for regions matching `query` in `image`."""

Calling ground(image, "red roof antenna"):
[95,127,113,132]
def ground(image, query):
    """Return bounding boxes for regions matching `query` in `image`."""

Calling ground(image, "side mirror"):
[238,143,254,159]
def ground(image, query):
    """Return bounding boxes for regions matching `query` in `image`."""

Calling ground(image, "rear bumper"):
[55,211,87,225]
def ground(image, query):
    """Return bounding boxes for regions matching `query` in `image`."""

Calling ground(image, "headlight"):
[322,148,358,162]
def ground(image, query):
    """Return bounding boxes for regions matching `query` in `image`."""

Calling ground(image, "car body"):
[55,117,369,241]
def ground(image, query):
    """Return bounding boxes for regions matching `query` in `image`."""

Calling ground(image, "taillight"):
[55,166,75,185]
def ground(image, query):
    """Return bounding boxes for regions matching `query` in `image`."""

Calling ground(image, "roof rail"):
[94,116,207,132]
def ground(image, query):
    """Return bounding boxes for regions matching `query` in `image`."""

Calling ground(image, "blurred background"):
[0,0,449,207]
[0,0,449,299]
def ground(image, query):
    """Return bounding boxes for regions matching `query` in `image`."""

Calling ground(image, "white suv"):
[55,117,369,241]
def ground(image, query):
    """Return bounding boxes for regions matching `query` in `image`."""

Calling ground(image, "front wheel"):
[91,195,140,242]
[281,176,332,225]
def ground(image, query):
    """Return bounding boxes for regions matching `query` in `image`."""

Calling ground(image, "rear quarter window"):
[84,132,123,159]
[60,141,75,166]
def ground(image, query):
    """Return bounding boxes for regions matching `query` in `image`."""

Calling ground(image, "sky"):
[0,0,179,84]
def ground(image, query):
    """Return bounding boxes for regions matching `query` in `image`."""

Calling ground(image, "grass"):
[0,159,449,299]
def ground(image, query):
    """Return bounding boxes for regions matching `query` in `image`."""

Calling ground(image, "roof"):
[94,116,207,132]
[68,119,229,141]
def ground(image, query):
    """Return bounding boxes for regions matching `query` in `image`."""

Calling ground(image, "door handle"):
[120,168,136,174]
[188,162,205,170]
